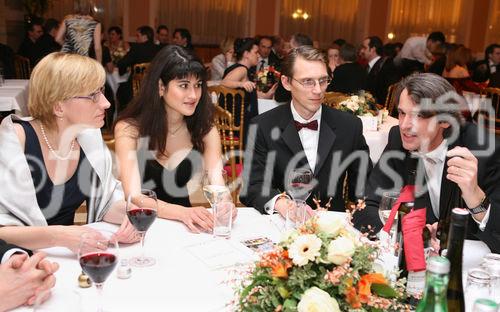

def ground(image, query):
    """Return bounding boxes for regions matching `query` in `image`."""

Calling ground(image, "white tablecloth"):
[106,69,129,96]
[364,116,399,163]
[16,208,490,311]
[0,79,29,115]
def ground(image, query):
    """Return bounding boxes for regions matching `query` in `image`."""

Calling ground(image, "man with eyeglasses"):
[241,46,372,217]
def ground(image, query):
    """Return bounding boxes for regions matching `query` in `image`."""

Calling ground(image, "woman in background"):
[210,36,235,81]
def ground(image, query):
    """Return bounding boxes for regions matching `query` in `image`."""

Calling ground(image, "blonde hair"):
[220,36,235,54]
[28,52,105,128]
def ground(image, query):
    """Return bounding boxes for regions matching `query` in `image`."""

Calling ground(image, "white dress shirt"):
[420,140,489,230]
[264,102,322,214]
[489,60,497,74]
[258,56,268,71]
[368,56,381,73]
[396,36,431,65]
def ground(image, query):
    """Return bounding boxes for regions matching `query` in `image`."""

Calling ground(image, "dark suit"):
[0,43,15,79]
[17,37,45,67]
[0,239,30,261]
[366,57,401,104]
[116,41,160,107]
[327,62,367,94]
[240,104,372,213]
[353,124,500,253]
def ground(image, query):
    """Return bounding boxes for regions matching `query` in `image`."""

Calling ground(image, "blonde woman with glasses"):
[0,52,139,253]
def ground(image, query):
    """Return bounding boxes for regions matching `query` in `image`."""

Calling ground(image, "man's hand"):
[446,146,486,207]
[275,197,315,222]
[0,252,58,311]
[112,216,141,244]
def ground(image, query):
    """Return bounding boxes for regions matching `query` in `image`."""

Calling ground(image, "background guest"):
[56,2,102,63]
[326,43,340,73]
[17,19,45,67]
[327,43,366,94]
[210,36,235,81]
[172,28,193,52]
[39,18,61,56]
[156,25,169,48]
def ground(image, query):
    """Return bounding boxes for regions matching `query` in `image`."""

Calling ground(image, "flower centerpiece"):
[338,91,377,116]
[237,213,410,311]
[256,66,281,93]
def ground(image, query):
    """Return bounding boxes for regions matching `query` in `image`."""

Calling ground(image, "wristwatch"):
[467,196,490,214]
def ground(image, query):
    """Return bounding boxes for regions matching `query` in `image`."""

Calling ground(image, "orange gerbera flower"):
[345,286,362,309]
[358,273,388,303]
[258,249,292,278]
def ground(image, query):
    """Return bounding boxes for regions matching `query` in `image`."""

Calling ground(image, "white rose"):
[297,287,340,312]
[316,213,344,237]
[288,234,322,266]
[327,236,356,265]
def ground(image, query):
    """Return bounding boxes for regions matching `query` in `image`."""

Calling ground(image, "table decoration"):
[236,212,411,311]
[256,66,280,93]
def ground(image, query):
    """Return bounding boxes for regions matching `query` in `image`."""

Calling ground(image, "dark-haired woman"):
[114,45,236,233]
[221,38,276,144]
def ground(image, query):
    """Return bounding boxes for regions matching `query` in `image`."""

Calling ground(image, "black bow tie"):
[294,120,318,131]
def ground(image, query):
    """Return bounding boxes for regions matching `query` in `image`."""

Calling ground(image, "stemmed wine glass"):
[126,189,158,267]
[378,191,400,241]
[78,230,119,312]
[286,168,314,201]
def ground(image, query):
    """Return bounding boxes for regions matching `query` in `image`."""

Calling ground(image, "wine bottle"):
[446,208,469,311]
[415,256,450,312]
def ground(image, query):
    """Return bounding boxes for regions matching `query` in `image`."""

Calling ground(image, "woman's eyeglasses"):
[70,87,105,103]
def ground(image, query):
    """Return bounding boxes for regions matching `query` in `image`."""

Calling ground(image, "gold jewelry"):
[168,123,185,137]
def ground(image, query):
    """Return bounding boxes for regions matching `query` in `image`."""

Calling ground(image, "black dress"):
[15,120,91,225]
[222,63,258,145]
[142,149,203,207]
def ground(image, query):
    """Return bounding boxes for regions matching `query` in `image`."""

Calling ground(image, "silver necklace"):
[39,123,75,160]
[168,123,185,137]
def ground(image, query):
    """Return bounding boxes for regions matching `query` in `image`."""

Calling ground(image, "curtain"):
[485,0,500,46]
[387,0,467,43]
[158,0,250,45]
[279,0,361,48]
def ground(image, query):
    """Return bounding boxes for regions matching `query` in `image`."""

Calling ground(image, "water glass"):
[481,253,500,304]
[285,199,308,230]
[213,199,234,238]
[465,268,492,312]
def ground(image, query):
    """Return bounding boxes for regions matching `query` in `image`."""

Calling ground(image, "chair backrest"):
[14,55,31,79]
[208,85,246,152]
[132,62,150,96]
[213,105,240,202]
[324,91,349,109]
[384,82,399,116]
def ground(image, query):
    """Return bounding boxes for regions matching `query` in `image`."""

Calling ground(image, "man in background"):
[156,25,169,48]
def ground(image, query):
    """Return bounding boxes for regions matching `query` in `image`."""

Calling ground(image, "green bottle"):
[446,208,468,311]
[415,256,450,312]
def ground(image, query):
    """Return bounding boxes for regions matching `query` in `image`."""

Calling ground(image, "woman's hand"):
[181,207,214,233]
[54,226,104,253]
[240,81,256,92]
[112,216,141,244]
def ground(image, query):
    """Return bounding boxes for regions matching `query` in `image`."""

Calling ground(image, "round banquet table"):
[0,79,29,116]
[14,208,491,311]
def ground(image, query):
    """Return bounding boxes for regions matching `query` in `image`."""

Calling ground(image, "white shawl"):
[0,115,124,226]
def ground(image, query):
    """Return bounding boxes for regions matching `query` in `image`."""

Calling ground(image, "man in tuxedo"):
[241,46,372,216]
[156,25,169,48]
[353,73,500,253]
[0,239,59,310]
[117,26,160,108]
[256,36,280,71]
[17,20,45,67]
[360,36,400,104]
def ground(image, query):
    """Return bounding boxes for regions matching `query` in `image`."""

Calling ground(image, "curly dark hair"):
[115,45,214,156]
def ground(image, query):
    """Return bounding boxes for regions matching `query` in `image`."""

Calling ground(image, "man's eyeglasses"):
[290,77,331,89]
[71,87,105,103]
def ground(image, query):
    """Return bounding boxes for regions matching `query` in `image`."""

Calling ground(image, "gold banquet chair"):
[324,91,350,109]
[132,62,150,96]
[208,85,246,153]
[14,55,31,79]
[213,105,242,203]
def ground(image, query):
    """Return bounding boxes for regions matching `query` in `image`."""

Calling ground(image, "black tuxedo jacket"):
[117,41,160,76]
[353,124,500,253]
[365,57,401,104]
[327,62,367,94]
[240,104,372,213]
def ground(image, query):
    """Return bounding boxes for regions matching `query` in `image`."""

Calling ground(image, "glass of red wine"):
[126,189,158,267]
[78,230,119,312]
[286,168,314,201]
